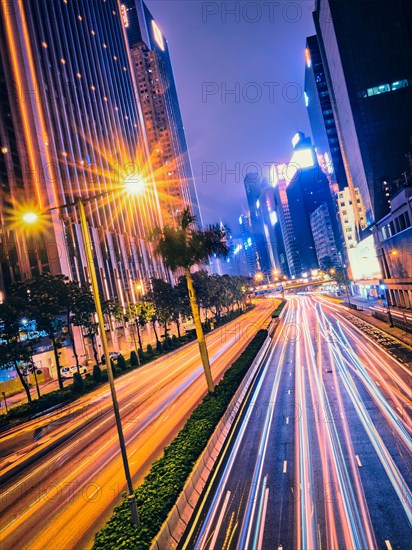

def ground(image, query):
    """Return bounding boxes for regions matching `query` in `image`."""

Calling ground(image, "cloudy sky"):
[146,0,315,233]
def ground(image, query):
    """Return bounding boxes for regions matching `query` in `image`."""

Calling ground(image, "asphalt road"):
[183,295,412,550]
[0,299,275,550]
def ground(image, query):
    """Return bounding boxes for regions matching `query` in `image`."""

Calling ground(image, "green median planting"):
[93,328,268,550]
[272,299,287,318]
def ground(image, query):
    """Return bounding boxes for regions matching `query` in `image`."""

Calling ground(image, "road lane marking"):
[288,390,291,395]
[286,417,289,425]
[283,460,287,473]
[257,487,269,549]
[209,490,231,550]
[385,541,393,550]
[355,455,362,468]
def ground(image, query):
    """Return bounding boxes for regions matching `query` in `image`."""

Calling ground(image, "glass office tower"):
[313,0,412,225]
[122,0,202,226]
[0,0,165,300]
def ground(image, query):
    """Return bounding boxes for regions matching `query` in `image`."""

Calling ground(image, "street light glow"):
[22,211,39,225]
[124,174,145,196]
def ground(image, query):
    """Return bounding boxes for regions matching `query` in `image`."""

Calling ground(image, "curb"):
[150,325,275,550]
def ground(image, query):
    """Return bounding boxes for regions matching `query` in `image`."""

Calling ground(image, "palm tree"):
[152,208,228,394]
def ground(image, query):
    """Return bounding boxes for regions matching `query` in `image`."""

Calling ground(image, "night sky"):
[146,0,315,234]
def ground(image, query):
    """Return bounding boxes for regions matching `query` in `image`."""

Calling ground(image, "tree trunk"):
[152,321,159,344]
[13,360,32,403]
[185,268,214,394]
[136,322,143,350]
[68,319,80,375]
[176,318,181,339]
[51,334,64,390]
[90,332,99,366]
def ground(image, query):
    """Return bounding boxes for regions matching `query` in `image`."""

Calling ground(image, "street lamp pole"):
[77,198,140,526]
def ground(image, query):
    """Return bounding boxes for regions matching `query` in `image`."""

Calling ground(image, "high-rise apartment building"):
[313,0,412,225]
[122,0,202,226]
[310,202,340,269]
[337,187,367,251]
[0,0,165,300]
[304,35,347,191]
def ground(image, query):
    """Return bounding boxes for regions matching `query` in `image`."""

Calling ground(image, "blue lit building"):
[239,213,259,277]
[285,133,342,273]
[243,172,273,275]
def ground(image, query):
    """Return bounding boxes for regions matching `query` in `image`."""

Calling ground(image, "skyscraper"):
[243,172,272,274]
[272,169,301,278]
[313,0,412,225]
[310,202,340,269]
[304,35,347,191]
[285,133,342,273]
[122,0,202,226]
[0,0,164,300]
[239,213,259,277]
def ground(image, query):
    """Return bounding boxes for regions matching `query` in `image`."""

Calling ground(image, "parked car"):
[60,365,88,378]
[101,352,120,364]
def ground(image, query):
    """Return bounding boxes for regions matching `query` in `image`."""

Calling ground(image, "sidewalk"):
[347,308,412,348]
[324,295,412,349]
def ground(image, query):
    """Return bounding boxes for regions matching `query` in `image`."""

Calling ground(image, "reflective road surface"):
[0,300,274,550]
[183,295,411,550]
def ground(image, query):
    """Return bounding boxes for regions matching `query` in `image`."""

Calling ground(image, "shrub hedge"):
[272,299,287,318]
[93,328,268,550]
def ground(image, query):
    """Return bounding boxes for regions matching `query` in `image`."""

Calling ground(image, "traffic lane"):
[0,302,273,473]
[0,305,274,550]
[314,300,412,548]
[0,301,273,508]
[185,301,294,550]
[1,300,272,444]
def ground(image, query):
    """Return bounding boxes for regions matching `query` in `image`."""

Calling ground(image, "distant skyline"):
[146,0,315,233]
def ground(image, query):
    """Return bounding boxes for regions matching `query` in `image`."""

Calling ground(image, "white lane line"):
[209,490,231,550]
[257,487,269,549]
[283,460,287,474]
[288,390,291,395]
[355,455,362,468]
[385,541,393,550]
[286,417,289,425]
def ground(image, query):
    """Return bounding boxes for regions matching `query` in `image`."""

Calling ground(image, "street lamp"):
[380,283,394,327]
[22,193,140,526]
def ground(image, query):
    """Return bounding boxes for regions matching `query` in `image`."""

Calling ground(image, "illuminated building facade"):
[0,0,165,303]
[337,187,367,251]
[304,35,347,191]
[122,0,202,226]
[272,170,301,279]
[259,186,289,278]
[310,202,340,269]
[285,133,342,273]
[243,173,272,275]
[373,185,412,310]
[313,0,412,225]
[239,213,259,277]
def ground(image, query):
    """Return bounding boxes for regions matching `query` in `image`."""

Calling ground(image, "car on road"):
[60,365,88,378]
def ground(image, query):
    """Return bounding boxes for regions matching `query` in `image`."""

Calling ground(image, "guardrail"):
[151,326,274,550]
[371,306,412,334]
